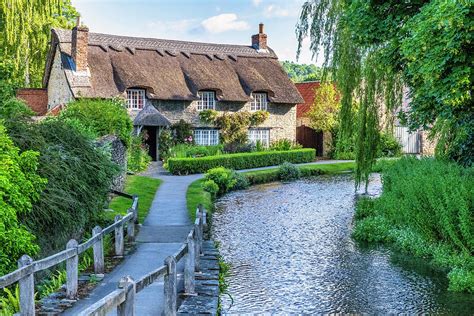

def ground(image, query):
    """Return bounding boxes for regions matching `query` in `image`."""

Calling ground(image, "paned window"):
[126,89,145,110]
[197,91,216,111]
[250,92,268,111]
[248,129,270,147]
[194,129,219,145]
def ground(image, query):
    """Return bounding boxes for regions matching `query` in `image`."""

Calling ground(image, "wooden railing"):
[0,192,139,316]
[76,206,207,316]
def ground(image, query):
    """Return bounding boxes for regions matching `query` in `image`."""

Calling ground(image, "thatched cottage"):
[32,21,303,160]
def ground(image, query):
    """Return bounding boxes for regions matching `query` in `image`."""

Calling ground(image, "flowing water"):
[212,174,474,315]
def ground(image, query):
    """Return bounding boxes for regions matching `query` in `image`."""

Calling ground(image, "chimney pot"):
[252,23,267,51]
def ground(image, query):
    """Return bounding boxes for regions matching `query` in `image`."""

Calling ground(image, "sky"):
[70,0,320,65]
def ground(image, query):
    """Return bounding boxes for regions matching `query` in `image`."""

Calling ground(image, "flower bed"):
[167,148,316,175]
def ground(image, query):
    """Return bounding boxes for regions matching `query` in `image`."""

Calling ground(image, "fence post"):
[194,223,201,272]
[117,276,136,316]
[132,195,139,224]
[18,255,35,316]
[66,239,79,299]
[127,208,135,242]
[114,215,124,257]
[185,234,196,295]
[164,256,177,316]
[92,226,105,274]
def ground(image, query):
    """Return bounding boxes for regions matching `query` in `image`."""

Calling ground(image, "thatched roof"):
[44,29,303,104]
[133,104,171,126]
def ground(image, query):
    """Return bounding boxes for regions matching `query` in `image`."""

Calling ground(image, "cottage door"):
[143,126,158,161]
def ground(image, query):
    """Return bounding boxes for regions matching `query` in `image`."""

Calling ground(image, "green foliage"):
[1,100,119,256]
[0,122,45,275]
[278,162,301,182]
[353,157,474,292]
[307,83,340,132]
[0,285,21,315]
[377,132,402,158]
[37,270,67,298]
[158,128,174,161]
[60,98,133,146]
[168,149,316,175]
[297,0,472,170]
[187,178,214,221]
[198,109,218,124]
[280,60,322,82]
[127,133,151,173]
[171,119,194,144]
[0,0,78,88]
[231,171,249,190]
[204,167,237,196]
[202,180,219,200]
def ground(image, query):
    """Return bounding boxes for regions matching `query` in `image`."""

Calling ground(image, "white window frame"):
[126,89,146,110]
[250,92,268,111]
[248,129,270,147]
[194,129,219,146]
[197,91,216,111]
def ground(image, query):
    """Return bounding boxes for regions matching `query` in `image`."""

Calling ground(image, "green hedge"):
[168,149,316,175]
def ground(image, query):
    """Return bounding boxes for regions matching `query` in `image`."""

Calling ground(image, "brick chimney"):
[71,16,89,72]
[252,23,267,51]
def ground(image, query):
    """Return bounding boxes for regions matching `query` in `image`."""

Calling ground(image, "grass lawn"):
[106,175,162,223]
[186,161,356,221]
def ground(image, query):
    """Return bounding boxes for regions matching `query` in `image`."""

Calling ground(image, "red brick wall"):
[16,88,48,115]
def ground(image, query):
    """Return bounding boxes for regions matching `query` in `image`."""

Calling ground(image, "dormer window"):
[127,89,145,110]
[197,91,216,111]
[251,92,268,111]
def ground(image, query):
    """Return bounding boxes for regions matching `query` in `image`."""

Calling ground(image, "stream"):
[212,174,474,314]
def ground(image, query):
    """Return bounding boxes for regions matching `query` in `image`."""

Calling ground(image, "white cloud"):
[264,4,290,17]
[201,13,250,33]
[146,19,196,36]
[252,0,263,7]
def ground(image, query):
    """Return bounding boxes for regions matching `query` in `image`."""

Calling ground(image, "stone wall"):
[96,135,127,191]
[151,99,297,142]
[420,130,436,156]
[47,47,74,109]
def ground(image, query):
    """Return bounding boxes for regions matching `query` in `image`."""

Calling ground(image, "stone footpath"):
[178,241,220,315]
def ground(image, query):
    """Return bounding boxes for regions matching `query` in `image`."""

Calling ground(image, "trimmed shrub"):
[168,148,316,175]
[168,144,223,159]
[204,167,237,196]
[278,162,301,181]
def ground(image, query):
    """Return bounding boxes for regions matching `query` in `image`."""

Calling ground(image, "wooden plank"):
[117,276,135,316]
[18,255,35,316]
[114,215,124,256]
[66,239,79,299]
[33,248,77,272]
[184,235,196,295]
[77,233,102,254]
[174,244,187,262]
[92,226,105,274]
[77,289,126,316]
[111,190,134,199]
[164,256,177,316]
[0,264,34,289]
[135,265,167,293]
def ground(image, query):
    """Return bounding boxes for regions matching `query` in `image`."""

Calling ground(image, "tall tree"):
[297,0,473,189]
[0,0,78,91]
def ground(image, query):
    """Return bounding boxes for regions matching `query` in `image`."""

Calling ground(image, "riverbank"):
[353,157,474,293]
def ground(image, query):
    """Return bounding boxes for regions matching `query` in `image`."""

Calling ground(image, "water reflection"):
[212,174,474,314]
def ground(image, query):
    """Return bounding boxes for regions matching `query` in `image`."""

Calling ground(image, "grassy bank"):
[186,162,356,220]
[353,157,474,292]
[106,175,162,223]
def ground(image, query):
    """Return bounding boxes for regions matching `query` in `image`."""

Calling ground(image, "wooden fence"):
[76,206,207,316]
[0,192,139,316]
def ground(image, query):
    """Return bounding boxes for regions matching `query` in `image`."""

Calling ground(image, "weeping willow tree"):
[0,0,77,90]
[296,0,472,190]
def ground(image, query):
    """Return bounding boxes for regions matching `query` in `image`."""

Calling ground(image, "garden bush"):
[353,157,474,292]
[203,167,237,196]
[202,180,219,199]
[60,98,133,146]
[269,139,302,151]
[171,119,193,144]
[1,101,119,256]
[231,171,250,190]
[278,162,301,181]
[168,148,316,175]
[168,143,223,159]
[377,132,402,157]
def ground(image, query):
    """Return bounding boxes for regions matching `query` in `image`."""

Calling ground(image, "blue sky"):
[71,0,319,64]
